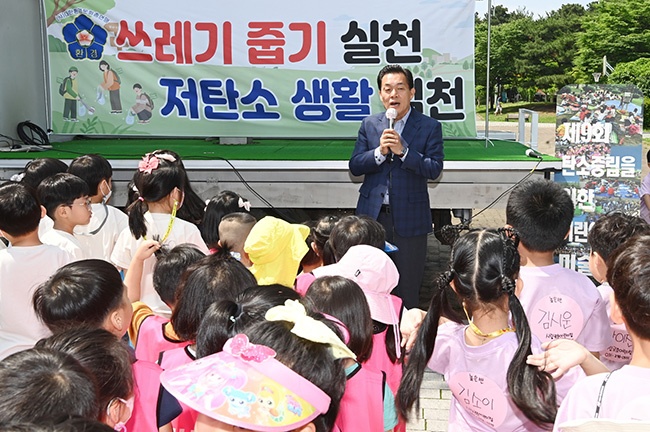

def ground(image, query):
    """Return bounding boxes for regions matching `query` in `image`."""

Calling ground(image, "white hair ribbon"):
[265,300,356,360]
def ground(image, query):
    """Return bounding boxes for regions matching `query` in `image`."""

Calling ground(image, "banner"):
[43,0,476,138]
[555,84,644,274]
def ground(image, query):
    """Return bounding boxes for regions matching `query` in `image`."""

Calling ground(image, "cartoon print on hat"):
[161,334,330,431]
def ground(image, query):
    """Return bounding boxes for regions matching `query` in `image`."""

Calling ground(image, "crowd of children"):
[0,152,649,431]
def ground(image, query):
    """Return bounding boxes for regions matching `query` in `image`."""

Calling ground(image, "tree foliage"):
[474,0,650,106]
[609,58,650,94]
[575,0,650,81]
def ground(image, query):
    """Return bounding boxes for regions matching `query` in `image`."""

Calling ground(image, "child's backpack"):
[58,77,70,96]
[112,70,121,85]
[144,93,154,110]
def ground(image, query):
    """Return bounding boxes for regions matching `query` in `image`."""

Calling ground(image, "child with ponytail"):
[111,150,208,316]
[397,229,578,431]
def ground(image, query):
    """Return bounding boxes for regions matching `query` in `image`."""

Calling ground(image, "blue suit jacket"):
[349,108,444,237]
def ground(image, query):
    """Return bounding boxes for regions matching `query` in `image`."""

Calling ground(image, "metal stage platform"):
[0,157,560,210]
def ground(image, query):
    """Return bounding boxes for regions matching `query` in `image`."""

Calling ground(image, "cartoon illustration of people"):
[98,60,122,114]
[130,83,153,124]
[61,66,80,122]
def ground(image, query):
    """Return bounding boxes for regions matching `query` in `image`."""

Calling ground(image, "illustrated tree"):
[45,0,115,26]
[46,0,85,26]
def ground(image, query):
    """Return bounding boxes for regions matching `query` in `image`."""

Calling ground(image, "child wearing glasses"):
[37,172,92,261]
[68,154,128,261]
[0,182,72,359]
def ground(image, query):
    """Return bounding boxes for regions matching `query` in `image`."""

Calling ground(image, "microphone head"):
[385,108,398,120]
[525,148,542,159]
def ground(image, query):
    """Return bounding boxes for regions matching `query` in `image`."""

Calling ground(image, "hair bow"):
[155,153,177,163]
[224,334,276,363]
[238,197,251,212]
[10,173,25,182]
[138,154,159,174]
[265,300,356,360]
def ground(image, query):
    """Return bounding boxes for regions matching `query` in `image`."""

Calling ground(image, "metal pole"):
[485,0,492,145]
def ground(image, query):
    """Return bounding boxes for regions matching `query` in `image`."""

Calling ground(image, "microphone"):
[525,148,543,159]
[385,108,397,129]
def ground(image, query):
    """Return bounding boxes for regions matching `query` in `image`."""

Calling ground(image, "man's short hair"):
[376,64,414,90]
[506,178,574,252]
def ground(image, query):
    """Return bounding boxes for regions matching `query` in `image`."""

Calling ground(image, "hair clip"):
[498,227,520,247]
[138,153,159,174]
[155,153,177,163]
[265,300,356,360]
[225,334,276,363]
[10,173,25,182]
[238,197,251,212]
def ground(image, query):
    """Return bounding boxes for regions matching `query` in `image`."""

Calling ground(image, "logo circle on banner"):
[529,294,584,342]
[448,372,508,428]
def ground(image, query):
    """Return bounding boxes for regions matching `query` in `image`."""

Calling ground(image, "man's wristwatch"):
[396,147,407,158]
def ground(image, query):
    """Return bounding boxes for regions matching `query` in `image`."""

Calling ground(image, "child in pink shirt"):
[587,212,650,370]
[506,179,609,355]
[398,229,579,431]
[304,275,399,432]
[554,234,650,429]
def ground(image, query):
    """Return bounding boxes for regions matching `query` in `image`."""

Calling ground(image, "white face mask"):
[101,180,113,204]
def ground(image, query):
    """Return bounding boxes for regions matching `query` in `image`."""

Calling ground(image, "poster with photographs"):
[555,84,643,275]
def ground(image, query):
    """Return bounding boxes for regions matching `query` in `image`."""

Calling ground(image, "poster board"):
[555,84,644,274]
[43,0,477,138]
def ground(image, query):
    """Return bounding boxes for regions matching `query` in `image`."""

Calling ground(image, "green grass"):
[476,101,557,123]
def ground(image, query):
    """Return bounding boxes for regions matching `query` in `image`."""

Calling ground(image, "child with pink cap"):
[161,299,351,432]
[312,244,405,430]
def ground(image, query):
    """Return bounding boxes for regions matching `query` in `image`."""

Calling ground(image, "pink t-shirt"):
[596,282,632,371]
[518,265,610,352]
[427,321,581,432]
[554,365,650,431]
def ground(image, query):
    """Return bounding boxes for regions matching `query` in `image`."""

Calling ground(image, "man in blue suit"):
[349,64,444,309]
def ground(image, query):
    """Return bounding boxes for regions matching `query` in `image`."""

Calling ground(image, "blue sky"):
[475,0,594,18]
